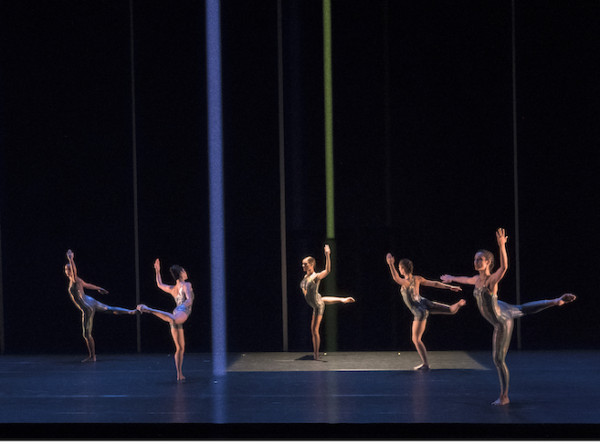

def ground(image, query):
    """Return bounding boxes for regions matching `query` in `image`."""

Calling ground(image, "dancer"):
[301,244,355,361]
[385,253,465,371]
[138,259,194,381]
[64,249,137,362]
[441,228,576,405]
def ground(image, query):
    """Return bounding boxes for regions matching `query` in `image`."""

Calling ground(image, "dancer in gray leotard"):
[138,258,194,381]
[386,253,465,370]
[441,228,576,405]
[64,250,137,362]
[301,244,355,360]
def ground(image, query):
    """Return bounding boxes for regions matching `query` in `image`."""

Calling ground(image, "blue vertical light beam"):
[206,0,227,377]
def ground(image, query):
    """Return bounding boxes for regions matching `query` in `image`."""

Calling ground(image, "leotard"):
[400,277,452,321]
[300,272,325,316]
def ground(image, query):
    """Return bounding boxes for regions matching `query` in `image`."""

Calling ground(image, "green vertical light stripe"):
[323,0,335,239]
[323,0,337,353]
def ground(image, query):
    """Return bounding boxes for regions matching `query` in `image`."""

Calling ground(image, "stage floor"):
[1,350,599,438]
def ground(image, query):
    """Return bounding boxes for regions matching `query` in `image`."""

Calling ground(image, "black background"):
[0,0,598,356]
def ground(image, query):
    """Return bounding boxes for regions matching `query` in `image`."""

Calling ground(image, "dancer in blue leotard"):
[386,253,465,370]
[138,258,194,381]
[441,228,576,405]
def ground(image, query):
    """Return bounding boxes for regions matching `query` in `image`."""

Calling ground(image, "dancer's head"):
[398,258,413,277]
[170,264,188,281]
[64,264,74,279]
[302,256,316,274]
[474,250,494,273]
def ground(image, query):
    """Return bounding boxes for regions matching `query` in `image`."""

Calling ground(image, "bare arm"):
[440,274,478,286]
[66,249,78,282]
[420,277,462,292]
[154,258,174,293]
[183,282,195,307]
[315,244,331,280]
[385,253,409,286]
[486,228,508,291]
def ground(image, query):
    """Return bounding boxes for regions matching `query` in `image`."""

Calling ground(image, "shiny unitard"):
[300,272,325,316]
[400,277,453,321]
[473,286,557,397]
[68,279,133,340]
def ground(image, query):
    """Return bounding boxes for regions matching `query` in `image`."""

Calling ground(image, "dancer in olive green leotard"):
[301,245,355,361]
[386,253,465,370]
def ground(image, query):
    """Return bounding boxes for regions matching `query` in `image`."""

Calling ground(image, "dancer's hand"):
[324,244,331,255]
[496,228,508,246]
[386,253,395,265]
[449,285,462,292]
[66,249,74,260]
[154,258,161,272]
[440,274,453,283]
[98,288,109,295]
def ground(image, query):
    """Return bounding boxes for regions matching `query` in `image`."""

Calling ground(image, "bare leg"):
[321,297,356,304]
[311,313,324,361]
[81,310,96,362]
[170,326,186,381]
[428,299,467,315]
[137,304,188,325]
[411,320,429,370]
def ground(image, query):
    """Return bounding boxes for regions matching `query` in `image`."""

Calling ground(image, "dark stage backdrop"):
[0,1,598,356]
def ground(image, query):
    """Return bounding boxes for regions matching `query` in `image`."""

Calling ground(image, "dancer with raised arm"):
[386,253,465,371]
[441,228,576,405]
[301,244,355,361]
[64,249,137,362]
[138,259,194,381]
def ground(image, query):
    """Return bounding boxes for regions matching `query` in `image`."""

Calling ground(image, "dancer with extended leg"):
[301,244,355,361]
[138,259,194,381]
[386,253,465,370]
[64,249,137,362]
[441,228,576,405]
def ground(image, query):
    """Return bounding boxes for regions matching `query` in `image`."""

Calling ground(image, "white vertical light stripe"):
[206,0,227,377]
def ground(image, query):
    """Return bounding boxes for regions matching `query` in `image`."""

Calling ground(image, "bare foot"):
[492,396,510,406]
[414,363,430,371]
[82,356,96,363]
[450,299,467,313]
[137,304,149,313]
[177,375,186,381]
[344,297,356,304]
[556,293,576,306]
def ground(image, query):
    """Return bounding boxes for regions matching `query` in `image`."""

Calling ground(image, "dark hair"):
[476,249,495,271]
[398,258,414,275]
[170,264,184,281]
